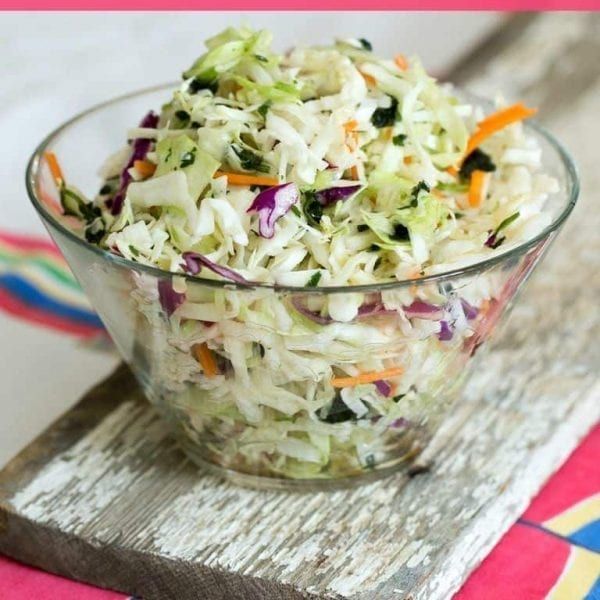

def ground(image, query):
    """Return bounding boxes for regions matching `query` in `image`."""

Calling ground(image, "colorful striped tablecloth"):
[1,230,598,599]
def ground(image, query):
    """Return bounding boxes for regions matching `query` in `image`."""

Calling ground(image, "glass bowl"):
[26,84,578,489]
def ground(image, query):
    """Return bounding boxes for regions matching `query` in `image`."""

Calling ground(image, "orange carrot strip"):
[394,54,409,71]
[331,367,404,388]
[214,171,280,187]
[468,170,490,208]
[44,152,64,187]
[448,103,537,176]
[466,103,537,157]
[350,165,360,180]
[359,71,376,87]
[134,159,156,178]
[403,156,413,165]
[194,342,219,378]
[343,119,358,132]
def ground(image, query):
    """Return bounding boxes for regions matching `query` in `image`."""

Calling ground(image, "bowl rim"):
[26,82,580,295]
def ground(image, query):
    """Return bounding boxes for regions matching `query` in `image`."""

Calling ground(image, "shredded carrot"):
[394,54,409,71]
[134,159,156,178]
[350,165,360,180]
[343,120,358,132]
[214,171,280,187]
[359,71,376,87]
[448,103,537,176]
[44,152,64,187]
[331,366,404,388]
[403,156,413,165]
[194,342,219,378]
[468,170,490,208]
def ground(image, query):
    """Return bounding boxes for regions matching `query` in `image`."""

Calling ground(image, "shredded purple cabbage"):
[109,111,159,216]
[314,184,362,207]
[438,320,454,341]
[357,302,397,319]
[181,252,248,284]
[390,417,410,429]
[158,279,185,317]
[460,298,479,320]
[374,380,392,397]
[403,300,444,320]
[291,297,333,325]
[247,182,299,238]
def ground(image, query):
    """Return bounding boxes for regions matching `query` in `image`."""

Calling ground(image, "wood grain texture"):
[1,12,599,600]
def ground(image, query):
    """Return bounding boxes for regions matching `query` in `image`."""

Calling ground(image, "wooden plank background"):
[1,13,599,600]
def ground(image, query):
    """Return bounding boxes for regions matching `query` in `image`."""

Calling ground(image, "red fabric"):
[0,288,101,338]
[455,522,571,600]
[0,555,124,600]
[523,422,600,523]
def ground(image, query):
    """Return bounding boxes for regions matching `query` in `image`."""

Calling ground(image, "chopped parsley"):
[180,149,196,168]
[390,223,410,241]
[189,76,218,95]
[459,149,496,181]
[290,205,302,218]
[302,191,323,226]
[359,38,372,51]
[371,96,399,128]
[306,272,322,287]
[233,146,269,173]
[357,224,370,232]
[410,180,430,206]
[254,54,268,62]
[392,134,407,146]
[257,100,272,119]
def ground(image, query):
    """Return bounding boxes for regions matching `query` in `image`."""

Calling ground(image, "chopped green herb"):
[392,134,407,146]
[320,394,356,424]
[99,184,112,196]
[459,149,496,181]
[189,76,218,95]
[128,245,140,257]
[357,224,370,232]
[180,149,196,168]
[392,393,406,403]
[258,100,272,119]
[371,96,399,128]
[390,223,410,241]
[359,38,372,51]
[290,205,302,217]
[495,211,520,233]
[174,110,190,122]
[254,54,268,62]
[306,272,322,287]
[233,146,269,173]
[410,180,430,206]
[84,226,104,244]
[302,191,323,226]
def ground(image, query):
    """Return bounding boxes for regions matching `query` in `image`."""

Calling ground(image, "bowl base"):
[176,435,424,491]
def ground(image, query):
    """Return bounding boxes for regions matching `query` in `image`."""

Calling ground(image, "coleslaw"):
[53,27,559,481]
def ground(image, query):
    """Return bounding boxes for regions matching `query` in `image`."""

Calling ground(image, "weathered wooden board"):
[1,12,599,600]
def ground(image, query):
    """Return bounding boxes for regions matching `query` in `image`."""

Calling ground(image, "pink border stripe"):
[0,231,62,259]
[1,3,599,8]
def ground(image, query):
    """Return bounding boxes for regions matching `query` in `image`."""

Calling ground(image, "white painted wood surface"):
[1,13,599,600]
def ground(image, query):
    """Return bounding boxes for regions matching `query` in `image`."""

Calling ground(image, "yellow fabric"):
[547,546,600,600]
[545,494,600,537]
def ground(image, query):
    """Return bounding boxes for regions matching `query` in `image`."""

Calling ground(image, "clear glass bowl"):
[26,84,578,489]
